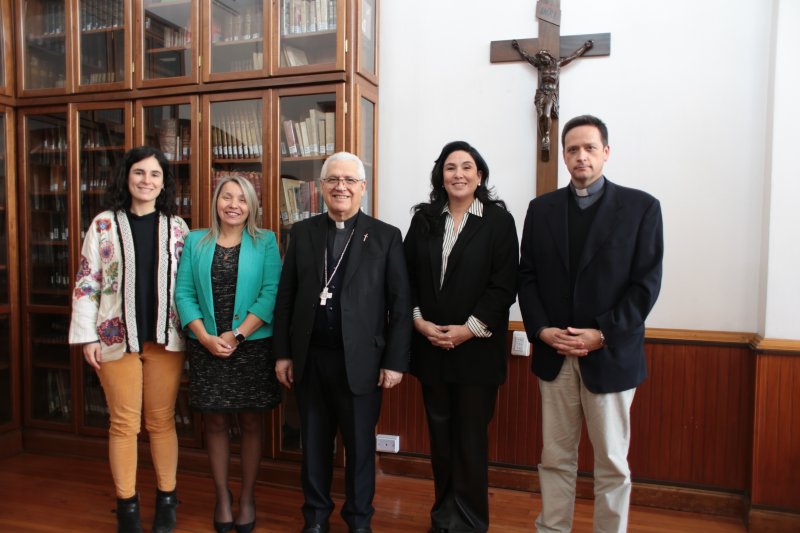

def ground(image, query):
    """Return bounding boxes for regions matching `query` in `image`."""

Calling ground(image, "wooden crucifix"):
[490,0,610,196]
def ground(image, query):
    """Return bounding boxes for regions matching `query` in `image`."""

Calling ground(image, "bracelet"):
[598,330,606,348]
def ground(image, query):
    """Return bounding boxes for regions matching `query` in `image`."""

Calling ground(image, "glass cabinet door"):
[139,98,197,229]
[206,0,267,81]
[357,0,377,80]
[28,313,72,424]
[24,113,70,307]
[20,0,69,93]
[0,111,12,428]
[276,0,342,72]
[274,88,342,457]
[76,105,128,246]
[0,112,8,307]
[207,95,266,225]
[138,0,197,86]
[0,0,15,94]
[76,0,128,91]
[277,91,338,253]
[22,111,73,426]
[355,81,377,215]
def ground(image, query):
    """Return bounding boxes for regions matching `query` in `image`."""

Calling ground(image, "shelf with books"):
[208,0,265,77]
[277,0,341,70]
[206,95,267,225]
[76,0,127,89]
[274,90,338,262]
[76,103,130,239]
[78,29,125,86]
[279,0,337,37]
[138,97,197,229]
[27,311,72,426]
[140,0,196,85]
[81,365,108,431]
[19,0,69,93]
[78,0,124,32]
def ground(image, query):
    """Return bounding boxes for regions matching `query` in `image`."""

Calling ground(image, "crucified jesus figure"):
[512,39,594,161]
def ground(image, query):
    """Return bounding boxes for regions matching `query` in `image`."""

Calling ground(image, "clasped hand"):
[540,326,603,357]
[414,319,474,350]
[201,331,238,358]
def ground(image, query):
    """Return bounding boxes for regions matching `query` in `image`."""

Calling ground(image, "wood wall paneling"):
[751,353,800,510]
[378,336,754,494]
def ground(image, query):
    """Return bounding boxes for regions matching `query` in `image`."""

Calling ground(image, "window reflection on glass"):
[211,0,264,74]
[79,0,124,85]
[143,0,192,80]
[24,0,68,90]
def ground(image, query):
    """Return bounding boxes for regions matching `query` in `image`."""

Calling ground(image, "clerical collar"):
[328,211,359,230]
[570,176,606,209]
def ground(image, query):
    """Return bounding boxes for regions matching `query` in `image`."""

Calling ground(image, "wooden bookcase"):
[3,0,380,473]
[0,103,20,457]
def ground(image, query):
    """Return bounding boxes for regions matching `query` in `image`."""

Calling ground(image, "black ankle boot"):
[152,488,178,533]
[116,494,143,533]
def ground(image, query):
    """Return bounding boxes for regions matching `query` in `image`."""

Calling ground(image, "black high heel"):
[234,519,255,533]
[213,489,234,533]
[235,496,256,533]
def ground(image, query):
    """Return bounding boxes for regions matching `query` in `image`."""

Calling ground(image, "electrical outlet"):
[376,434,400,453]
[511,331,531,356]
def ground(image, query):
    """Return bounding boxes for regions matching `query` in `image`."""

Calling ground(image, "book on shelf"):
[281,109,334,157]
[308,109,322,155]
[213,112,262,159]
[293,122,306,157]
[46,369,71,419]
[281,176,321,223]
[283,119,299,157]
[281,176,302,222]
[281,0,335,35]
[159,118,179,160]
[212,170,263,199]
[324,111,335,154]
[283,44,309,67]
[298,121,312,157]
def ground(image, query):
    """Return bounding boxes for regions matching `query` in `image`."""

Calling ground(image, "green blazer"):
[176,228,281,340]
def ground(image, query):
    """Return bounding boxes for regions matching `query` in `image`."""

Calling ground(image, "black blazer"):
[518,179,663,393]
[404,202,519,386]
[273,212,412,395]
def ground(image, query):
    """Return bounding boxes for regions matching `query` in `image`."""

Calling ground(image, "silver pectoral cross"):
[319,286,333,305]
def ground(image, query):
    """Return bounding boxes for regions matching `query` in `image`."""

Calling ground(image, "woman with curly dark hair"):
[69,146,190,533]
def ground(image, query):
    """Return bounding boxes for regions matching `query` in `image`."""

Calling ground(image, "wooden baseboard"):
[378,454,745,519]
[748,507,800,532]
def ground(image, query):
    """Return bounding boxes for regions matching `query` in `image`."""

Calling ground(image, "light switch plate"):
[511,331,531,356]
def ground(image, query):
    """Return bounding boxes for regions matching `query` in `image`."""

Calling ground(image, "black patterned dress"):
[187,243,281,412]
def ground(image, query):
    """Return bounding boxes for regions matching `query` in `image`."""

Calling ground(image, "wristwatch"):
[233,328,246,344]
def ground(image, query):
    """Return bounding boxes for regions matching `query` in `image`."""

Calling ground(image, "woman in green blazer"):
[175,175,281,533]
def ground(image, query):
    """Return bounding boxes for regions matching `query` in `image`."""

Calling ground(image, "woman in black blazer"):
[404,141,519,533]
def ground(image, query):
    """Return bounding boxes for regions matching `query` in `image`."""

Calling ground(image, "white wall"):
[760,0,800,339]
[378,0,779,334]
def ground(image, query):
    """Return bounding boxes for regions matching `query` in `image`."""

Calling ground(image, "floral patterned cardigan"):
[68,210,190,362]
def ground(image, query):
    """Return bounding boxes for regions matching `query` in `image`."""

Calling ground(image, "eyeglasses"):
[321,176,362,187]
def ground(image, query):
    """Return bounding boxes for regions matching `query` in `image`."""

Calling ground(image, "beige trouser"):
[96,342,185,498]
[535,356,636,533]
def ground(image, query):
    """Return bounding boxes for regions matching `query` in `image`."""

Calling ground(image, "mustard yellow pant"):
[96,342,185,498]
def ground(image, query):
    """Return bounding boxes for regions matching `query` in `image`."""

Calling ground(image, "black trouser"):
[422,382,499,533]
[295,346,382,529]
